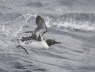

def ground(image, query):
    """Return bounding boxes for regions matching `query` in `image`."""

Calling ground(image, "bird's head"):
[46,39,61,46]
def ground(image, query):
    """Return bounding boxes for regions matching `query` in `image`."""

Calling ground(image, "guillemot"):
[16,15,60,54]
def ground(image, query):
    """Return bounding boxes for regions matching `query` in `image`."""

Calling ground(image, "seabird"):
[16,15,60,54]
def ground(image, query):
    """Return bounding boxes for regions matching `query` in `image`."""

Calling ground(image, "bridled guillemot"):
[16,15,60,54]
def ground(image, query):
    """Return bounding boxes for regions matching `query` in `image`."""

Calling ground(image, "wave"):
[50,21,95,32]
[0,13,95,37]
[44,13,95,32]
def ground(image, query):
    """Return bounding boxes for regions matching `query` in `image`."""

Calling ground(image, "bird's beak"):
[55,41,61,44]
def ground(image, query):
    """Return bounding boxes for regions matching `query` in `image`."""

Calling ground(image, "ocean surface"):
[0,0,95,72]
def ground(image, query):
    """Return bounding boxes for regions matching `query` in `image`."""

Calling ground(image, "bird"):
[16,15,60,54]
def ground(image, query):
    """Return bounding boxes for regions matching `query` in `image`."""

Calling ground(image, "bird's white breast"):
[19,40,49,49]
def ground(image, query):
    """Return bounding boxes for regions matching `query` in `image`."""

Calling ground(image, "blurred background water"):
[0,0,95,72]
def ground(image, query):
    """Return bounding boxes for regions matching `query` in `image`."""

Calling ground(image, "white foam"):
[46,20,95,32]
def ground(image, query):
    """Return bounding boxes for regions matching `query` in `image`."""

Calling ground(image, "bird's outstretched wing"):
[18,15,47,41]
[34,15,47,33]
[33,15,47,41]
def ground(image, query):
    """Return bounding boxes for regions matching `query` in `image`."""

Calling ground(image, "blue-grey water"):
[0,0,95,72]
